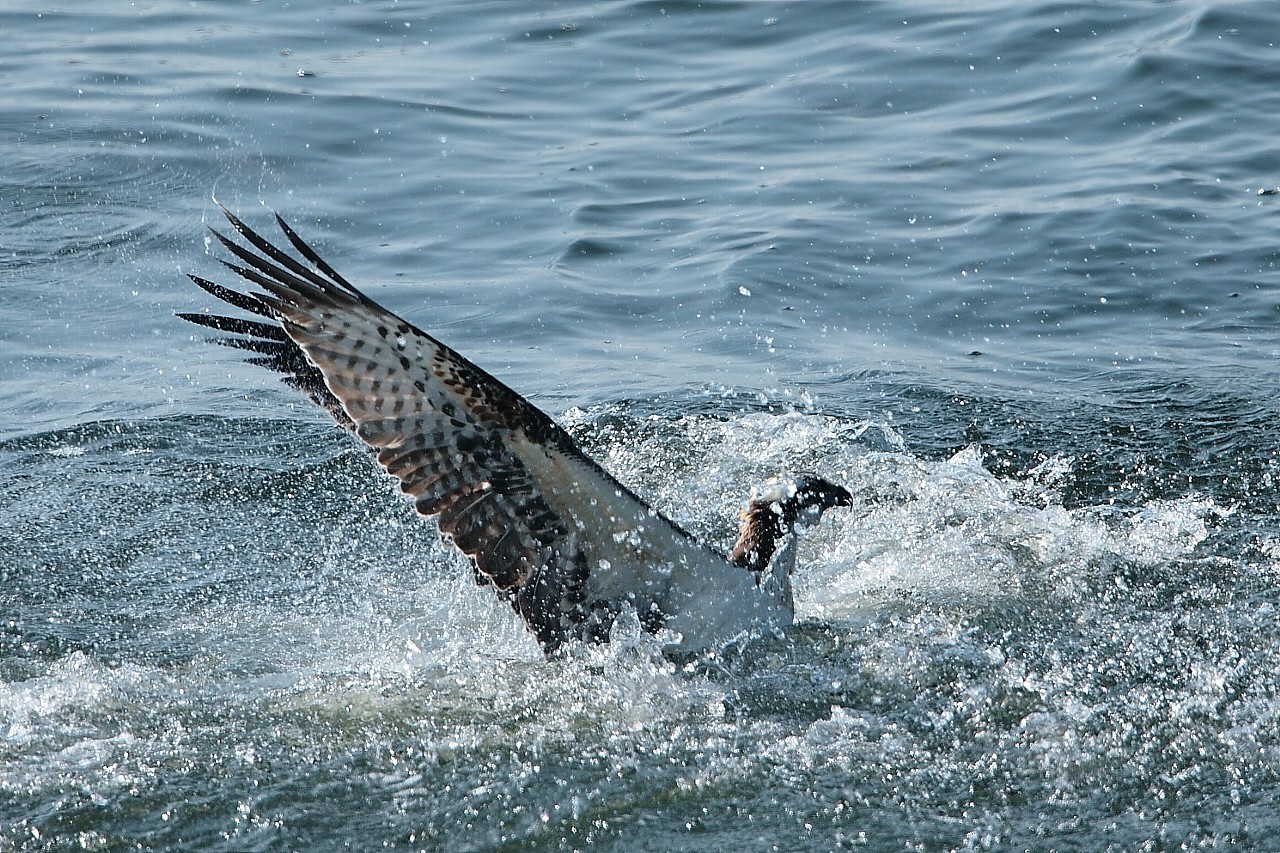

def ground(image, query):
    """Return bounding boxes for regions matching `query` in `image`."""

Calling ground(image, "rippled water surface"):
[5,2,1280,850]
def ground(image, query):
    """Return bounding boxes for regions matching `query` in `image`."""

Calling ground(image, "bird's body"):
[181,208,850,656]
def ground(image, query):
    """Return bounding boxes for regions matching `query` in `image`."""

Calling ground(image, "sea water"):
[4,2,1280,850]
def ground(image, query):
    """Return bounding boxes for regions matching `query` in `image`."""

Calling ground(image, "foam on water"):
[2,402,1276,849]
[6,0,1280,845]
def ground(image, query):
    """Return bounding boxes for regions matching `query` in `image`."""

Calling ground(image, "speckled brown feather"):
[180,209,855,656]
[180,208,694,653]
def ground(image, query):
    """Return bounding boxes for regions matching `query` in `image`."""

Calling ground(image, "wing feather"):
[181,208,752,654]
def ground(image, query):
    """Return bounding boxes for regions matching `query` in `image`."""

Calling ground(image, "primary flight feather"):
[180,208,851,655]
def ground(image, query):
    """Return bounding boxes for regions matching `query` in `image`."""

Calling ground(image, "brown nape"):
[728,474,853,574]
[729,501,787,573]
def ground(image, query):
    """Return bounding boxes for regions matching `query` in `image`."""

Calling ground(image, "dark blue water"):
[5,2,1280,850]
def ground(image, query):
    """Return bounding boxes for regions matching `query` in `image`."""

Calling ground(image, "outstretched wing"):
[179,208,733,654]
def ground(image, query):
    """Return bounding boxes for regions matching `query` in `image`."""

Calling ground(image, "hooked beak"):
[825,484,853,509]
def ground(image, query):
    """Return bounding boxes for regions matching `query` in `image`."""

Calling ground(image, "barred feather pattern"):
[180,208,848,656]
[179,209,693,652]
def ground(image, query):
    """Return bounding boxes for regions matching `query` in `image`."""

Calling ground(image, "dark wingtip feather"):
[216,207,354,304]
[184,208,368,437]
[216,203,254,244]
[186,273,276,320]
[177,310,287,341]
[272,213,363,297]
[211,335,292,356]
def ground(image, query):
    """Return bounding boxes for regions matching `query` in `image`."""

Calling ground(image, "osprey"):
[180,208,851,656]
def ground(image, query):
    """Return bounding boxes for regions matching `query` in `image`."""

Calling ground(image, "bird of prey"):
[179,208,851,656]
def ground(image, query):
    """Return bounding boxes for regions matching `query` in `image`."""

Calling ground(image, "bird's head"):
[729,472,852,573]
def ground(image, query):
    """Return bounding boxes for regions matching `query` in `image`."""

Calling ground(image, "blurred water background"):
[4,2,1280,850]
